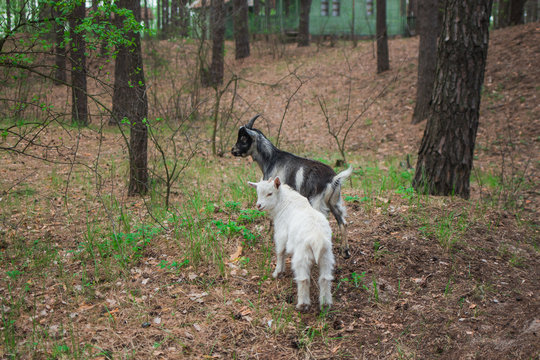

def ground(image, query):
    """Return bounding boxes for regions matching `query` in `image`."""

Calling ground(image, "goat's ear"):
[274,177,281,189]
[247,181,257,189]
[245,114,260,129]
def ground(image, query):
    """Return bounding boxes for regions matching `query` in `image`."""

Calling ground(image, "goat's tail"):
[331,166,353,189]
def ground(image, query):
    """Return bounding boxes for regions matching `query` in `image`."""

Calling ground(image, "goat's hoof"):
[272,271,283,279]
[296,304,311,313]
[341,248,351,259]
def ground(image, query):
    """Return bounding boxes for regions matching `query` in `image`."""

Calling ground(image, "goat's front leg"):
[273,250,286,278]
[272,234,286,278]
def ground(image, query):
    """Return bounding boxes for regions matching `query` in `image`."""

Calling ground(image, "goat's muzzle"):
[231,146,246,157]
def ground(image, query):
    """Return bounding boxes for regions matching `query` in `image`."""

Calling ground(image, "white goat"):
[248,177,335,311]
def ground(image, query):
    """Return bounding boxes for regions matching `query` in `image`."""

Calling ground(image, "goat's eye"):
[266,193,272,197]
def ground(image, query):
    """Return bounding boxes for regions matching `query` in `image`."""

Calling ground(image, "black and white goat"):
[232,114,353,258]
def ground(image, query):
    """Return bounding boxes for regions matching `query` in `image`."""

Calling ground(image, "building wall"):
[310,0,406,36]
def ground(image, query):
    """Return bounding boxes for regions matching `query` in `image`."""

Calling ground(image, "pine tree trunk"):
[70,1,88,125]
[412,0,438,124]
[162,0,169,38]
[525,0,537,22]
[233,0,250,59]
[412,0,493,199]
[208,0,225,86]
[284,0,291,15]
[157,0,162,32]
[53,7,66,84]
[144,0,150,31]
[376,0,389,73]
[298,0,312,46]
[179,0,189,36]
[497,0,526,26]
[110,0,149,195]
[171,0,179,36]
[7,0,12,30]
[509,0,527,24]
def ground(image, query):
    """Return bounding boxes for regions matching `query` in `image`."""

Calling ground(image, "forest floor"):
[0,23,539,359]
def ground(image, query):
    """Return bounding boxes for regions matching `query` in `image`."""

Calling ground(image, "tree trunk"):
[100,0,111,56]
[144,0,150,31]
[525,0,537,22]
[207,0,225,86]
[298,0,312,46]
[233,0,250,59]
[498,0,526,26]
[411,0,438,124]
[162,0,169,38]
[179,0,189,36]
[412,0,493,199]
[509,0,527,24]
[111,0,150,195]
[157,0,162,32]
[70,1,88,125]
[7,0,12,30]
[53,7,66,84]
[254,0,261,15]
[376,0,390,73]
[171,0,179,36]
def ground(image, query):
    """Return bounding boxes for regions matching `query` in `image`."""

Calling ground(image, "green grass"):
[0,120,536,358]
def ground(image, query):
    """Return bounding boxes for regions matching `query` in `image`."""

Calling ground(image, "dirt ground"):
[0,23,539,359]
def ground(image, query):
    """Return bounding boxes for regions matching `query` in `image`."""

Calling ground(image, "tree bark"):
[162,0,169,38]
[498,0,527,26]
[525,0,537,22]
[70,1,88,125]
[144,0,150,31]
[157,0,162,32]
[509,0,527,24]
[376,0,390,73]
[412,0,438,124]
[171,0,179,36]
[53,6,66,84]
[7,0,12,30]
[412,0,493,199]
[208,0,225,86]
[110,0,149,195]
[233,0,250,59]
[298,0,312,46]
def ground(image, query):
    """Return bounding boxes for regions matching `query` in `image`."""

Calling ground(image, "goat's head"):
[248,177,281,212]
[231,115,260,157]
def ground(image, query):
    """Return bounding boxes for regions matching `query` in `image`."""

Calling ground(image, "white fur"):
[248,178,335,310]
[295,167,304,192]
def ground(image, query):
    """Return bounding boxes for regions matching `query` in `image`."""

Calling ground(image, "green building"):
[191,0,409,39]
[247,0,408,38]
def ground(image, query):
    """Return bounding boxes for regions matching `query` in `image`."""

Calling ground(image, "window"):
[332,0,340,16]
[366,0,374,16]
[321,0,329,16]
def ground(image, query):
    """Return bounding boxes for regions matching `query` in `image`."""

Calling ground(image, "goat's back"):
[272,185,332,255]
[267,151,337,200]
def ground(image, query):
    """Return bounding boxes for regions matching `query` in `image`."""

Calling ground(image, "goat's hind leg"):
[318,249,335,310]
[329,202,350,259]
[292,252,312,312]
